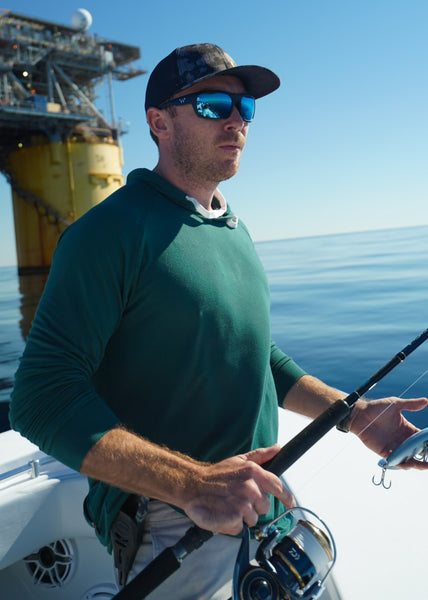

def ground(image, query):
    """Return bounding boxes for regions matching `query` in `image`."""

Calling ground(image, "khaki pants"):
[114,500,258,600]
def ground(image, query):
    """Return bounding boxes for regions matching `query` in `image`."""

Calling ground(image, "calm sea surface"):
[1,225,428,431]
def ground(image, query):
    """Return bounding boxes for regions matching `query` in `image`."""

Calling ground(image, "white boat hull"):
[0,430,116,599]
[0,427,344,599]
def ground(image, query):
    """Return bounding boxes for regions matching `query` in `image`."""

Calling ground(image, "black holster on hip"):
[110,495,148,586]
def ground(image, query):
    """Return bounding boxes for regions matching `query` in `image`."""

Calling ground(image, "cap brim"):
[180,65,280,99]
[219,65,280,99]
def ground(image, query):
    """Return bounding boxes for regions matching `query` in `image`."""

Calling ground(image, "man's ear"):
[146,107,171,141]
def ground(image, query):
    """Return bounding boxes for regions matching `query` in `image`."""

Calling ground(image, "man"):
[10,44,428,599]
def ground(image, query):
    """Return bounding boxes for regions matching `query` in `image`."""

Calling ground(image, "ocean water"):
[260,225,428,429]
[1,225,428,432]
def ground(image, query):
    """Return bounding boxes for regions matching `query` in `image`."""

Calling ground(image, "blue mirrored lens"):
[196,93,255,122]
[196,93,231,119]
[239,96,255,122]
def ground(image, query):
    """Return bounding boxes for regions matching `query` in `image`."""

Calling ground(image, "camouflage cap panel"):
[176,44,237,87]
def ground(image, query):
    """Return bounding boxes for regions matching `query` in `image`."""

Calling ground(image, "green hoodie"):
[10,169,306,547]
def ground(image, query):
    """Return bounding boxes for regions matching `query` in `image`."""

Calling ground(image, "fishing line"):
[397,367,428,398]
[349,364,428,440]
[288,366,428,493]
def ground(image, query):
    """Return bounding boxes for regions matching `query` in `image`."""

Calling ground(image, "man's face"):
[167,75,250,187]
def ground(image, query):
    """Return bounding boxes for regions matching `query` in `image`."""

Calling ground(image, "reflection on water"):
[18,272,49,341]
[0,268,47,431]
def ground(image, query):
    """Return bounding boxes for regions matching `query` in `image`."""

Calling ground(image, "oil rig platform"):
[0,8,145,274]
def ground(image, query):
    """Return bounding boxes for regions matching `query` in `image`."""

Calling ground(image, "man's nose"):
[224,106,246,131]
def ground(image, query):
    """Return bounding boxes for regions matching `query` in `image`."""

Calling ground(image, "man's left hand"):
[350,397,428,469]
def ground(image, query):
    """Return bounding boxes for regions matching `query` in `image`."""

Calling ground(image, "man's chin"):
[217,161,241,182]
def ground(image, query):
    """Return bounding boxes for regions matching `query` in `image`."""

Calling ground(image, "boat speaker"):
[24,538,75,587]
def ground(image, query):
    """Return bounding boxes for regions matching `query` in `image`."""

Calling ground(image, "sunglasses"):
[160,91,256,122]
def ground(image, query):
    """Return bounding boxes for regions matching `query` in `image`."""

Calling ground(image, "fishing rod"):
[264,326,428,474]
[113,327,428,600]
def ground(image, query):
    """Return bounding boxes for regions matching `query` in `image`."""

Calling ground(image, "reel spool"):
[233,508,336,600]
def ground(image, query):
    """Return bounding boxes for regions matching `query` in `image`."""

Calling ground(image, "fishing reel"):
[232,508,336,600]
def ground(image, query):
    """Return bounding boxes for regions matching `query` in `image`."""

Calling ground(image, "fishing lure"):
[372,427,428,489]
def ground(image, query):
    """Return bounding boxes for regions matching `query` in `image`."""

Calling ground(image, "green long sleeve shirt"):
[10,169,306,546]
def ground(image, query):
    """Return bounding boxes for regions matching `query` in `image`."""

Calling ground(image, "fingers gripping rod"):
[113,327,428,599]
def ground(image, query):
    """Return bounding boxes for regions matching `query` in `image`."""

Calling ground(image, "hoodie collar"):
[128,169,239,229]
[186,188,227,219]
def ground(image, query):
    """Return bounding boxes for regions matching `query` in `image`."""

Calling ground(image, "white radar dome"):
[71,8,93,31]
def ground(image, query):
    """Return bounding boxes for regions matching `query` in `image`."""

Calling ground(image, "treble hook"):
[372,429,428,490]
[372,466,392,489]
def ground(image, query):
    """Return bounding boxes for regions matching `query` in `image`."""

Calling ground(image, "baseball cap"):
[144,43,280,111]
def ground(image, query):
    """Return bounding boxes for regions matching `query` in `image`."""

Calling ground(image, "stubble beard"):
[171,122,243,187]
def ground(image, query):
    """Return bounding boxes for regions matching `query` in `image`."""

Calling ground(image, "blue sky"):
[1,0,427,266]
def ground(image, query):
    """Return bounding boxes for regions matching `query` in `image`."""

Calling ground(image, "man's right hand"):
[182,444,295,536]
[81,429,293,537]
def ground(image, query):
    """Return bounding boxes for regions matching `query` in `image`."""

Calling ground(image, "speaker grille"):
[24,538,75,587]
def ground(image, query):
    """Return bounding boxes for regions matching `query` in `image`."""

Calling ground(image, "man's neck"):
[153,163,218,211]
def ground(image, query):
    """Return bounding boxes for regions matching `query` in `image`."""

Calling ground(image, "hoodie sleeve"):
[9,202,135,472]
[270,341,306,405]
